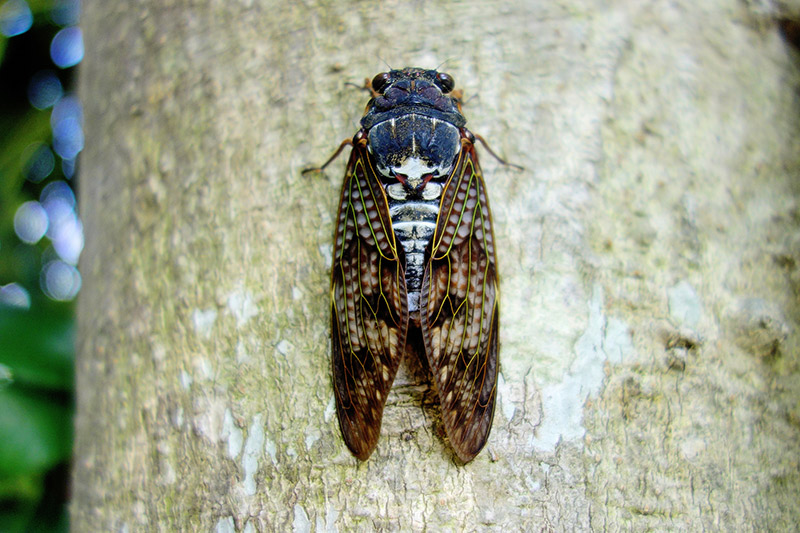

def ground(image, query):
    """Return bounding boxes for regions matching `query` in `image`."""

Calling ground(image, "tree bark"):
[73,0,800,530]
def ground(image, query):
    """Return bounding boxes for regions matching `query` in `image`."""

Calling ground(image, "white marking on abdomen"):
[383,176,446,314]
[392,218,437,312]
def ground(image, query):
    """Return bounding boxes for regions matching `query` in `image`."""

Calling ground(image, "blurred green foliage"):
[0,1,79,531]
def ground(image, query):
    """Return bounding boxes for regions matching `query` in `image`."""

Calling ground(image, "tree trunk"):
[73,0,800,530]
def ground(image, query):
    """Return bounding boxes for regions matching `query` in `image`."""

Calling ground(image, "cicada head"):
[361,69,466,130]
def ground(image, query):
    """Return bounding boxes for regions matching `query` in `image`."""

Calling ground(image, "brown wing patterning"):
[421,136,499,462]
[330,139,408,460]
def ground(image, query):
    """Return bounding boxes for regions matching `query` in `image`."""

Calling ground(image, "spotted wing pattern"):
[330,140,409,460]
[421,137,499,462]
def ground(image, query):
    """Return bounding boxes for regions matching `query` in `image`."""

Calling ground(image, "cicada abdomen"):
[314,68,502,462]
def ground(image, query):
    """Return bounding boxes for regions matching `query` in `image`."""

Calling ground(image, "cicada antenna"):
[378,55,392,71]
[435,58,453,71]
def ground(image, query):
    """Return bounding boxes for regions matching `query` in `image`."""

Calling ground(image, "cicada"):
[309,68,511,462]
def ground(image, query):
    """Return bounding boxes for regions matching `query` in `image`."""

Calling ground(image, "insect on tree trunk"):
[72,1,800,530]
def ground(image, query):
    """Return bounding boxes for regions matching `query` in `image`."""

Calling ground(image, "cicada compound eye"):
[435,72,455,93]
[371,72,392,94]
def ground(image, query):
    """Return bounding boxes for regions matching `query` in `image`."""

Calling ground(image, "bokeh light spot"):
[51,215,83,265]
[25,143,56,183]
[28,70,64,109]
[13,201,49,244]
[50,0,80,26]
[0,0,32,37]
[0,282,31,309]
[40,181,82,264]
[62,157,76,178]
[41,260,81,301]
[52,116,83,159]
[50,94,82,127]
[51,95,84,159]
[50,26,83,68]
[41,180,76,209]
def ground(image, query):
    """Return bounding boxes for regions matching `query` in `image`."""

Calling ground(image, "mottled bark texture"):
[73,1,800,530]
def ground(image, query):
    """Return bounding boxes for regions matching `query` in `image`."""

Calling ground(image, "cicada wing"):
[330,142,408,460]
[421,138,499,462]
